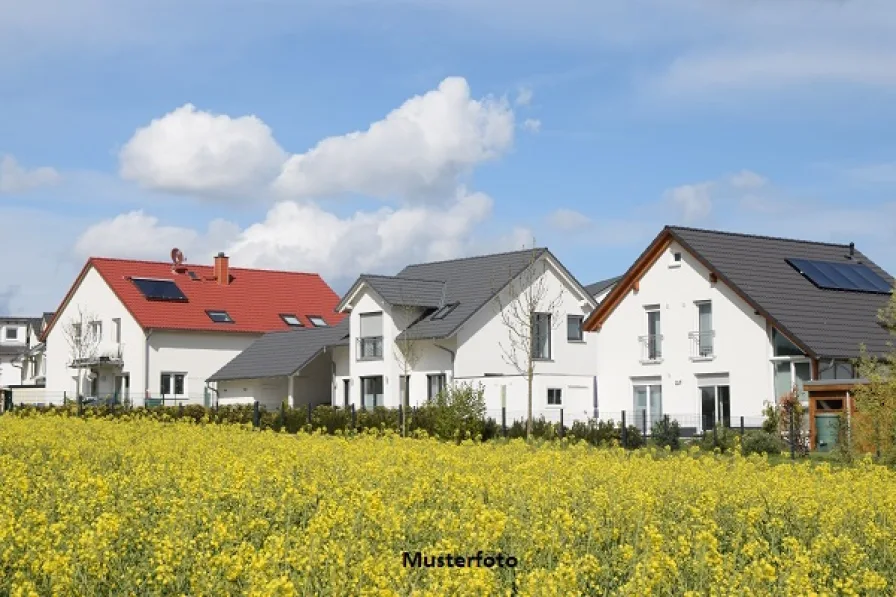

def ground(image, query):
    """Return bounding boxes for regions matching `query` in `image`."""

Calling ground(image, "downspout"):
[434,342,456,383]
[144,329,154,405]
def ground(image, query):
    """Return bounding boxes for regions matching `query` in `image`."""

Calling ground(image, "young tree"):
[62,307,101,399]
[392,300,425,436]
[852,288,896,458]
[494,244,563,439]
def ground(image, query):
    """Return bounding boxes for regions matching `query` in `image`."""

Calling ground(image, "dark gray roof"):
[0,345,27,357]
[670,226,894,359]
[585,275,622,297]
[359,274,445,307]
[207,319,349,382]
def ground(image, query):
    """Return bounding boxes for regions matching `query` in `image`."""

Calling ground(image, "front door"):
[700,385,731,431]
[115,374,130,404]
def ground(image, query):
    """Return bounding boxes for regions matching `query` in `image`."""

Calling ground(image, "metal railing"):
[638,334,663,362]
[357,336,384,360]
[689,330,715,359]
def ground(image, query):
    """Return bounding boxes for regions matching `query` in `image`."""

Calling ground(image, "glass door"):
[700,385,731,431]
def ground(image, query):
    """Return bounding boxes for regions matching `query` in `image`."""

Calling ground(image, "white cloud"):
[845,162,896,185]
[729,169,767,189]
[522,118,542,133]
[119,104,287,196]
[515,87,533,106]
[548,208,591,231]
[666,181,714,223]
[74,210,241,262]
[274,77,514,203]
[0,154,60,193]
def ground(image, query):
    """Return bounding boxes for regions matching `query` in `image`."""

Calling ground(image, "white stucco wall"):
[148,331,261,405]
[44,267,144,404]
[594,241,774,429]
[218,377,288,410]
[0,320,29,388]
[453,258,597,422]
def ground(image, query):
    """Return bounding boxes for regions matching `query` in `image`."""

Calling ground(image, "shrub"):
[741,430,784,456]
[651,417,681,451]
[409,382,486,441]
[309,406,351,434]
[699,426,738,453]
[569,419,620,446]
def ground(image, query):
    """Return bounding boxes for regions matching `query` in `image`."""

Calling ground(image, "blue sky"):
[1,0,895,315]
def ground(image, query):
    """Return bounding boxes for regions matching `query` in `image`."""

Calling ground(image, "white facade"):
[41,265,262,406]
[0,318,29,388]
[335,255,598,423]
[594,241,814,433]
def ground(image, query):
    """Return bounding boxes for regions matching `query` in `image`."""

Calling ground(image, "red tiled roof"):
[43,257,345,338]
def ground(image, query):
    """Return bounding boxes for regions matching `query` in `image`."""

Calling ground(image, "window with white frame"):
[4,326,18,341]
[547,388,562,406]
[632,383,662,429]
[160,372,185,398]
[89,320,102,341]
[358,312,384,360]
[699,383,731,431]
[531,313,551,359]
[642,307,662,361]
[112,318,122,343]
[361,376,383,408]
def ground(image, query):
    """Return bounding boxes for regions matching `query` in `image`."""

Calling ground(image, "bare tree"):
[494,244,563,439]
[62,306,101,398]
[392,298,427,436]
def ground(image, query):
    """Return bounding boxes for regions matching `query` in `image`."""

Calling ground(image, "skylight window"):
[206,310,234,323]
[786,258,892,294]
[280,314,303,327]
[308,316,328,327]
[431,302,459,320]
[131,278,188,302]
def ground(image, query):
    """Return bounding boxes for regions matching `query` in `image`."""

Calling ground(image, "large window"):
[774,360,812,401]
[567,315,583,342]
[160,372,185,398]
[547,388,562,406]
[632,383,662,429]
[358,312,384,360]
[361,376,383,409]
[695,301,714,357]
[531,313,551,359]
[700,384,731,431]
[772,329,804,357]
[427,374,446,400]
[641,307,662,362]
[819,359,856,380]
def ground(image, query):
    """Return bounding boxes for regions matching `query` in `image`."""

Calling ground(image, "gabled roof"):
[43,257,344,339]
[337,274,445,311]
[584,225,894,359]
[208,319,350,382]
[584,275,622,297]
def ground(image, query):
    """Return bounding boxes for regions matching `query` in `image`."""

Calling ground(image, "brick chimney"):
[214,252,230,286]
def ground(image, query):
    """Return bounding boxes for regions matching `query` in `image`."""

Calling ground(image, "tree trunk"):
[526,365,533,439]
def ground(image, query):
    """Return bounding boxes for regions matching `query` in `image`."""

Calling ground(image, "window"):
[400,375,410,408]
[642,307,662,361]
[72,323,82,343]
[131,278,187,302]
[206,310,233,323]
[692,301,713,358]
[427,374,446,400]
[4,327,17,340]
[819,359,856,380]
[772,329,804,357]
[531,313,551,359]
[89,320,102,341]
[361,376,383,409]
[431,302,459,320]
[547,388,562,406]
[670,251,682,267]
[308,315,328,327]
[567,315,583,342]
[773,360,812,402]
[160,373,185,397]
[112,318,121,343]
[343,379,350,408]
[358,312,384,360]
[633,384,662,429]
[280,314,303,327]
[700,385,731,431]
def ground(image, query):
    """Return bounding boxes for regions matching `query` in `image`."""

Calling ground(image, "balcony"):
[357,336,384,361]
[70,343,125,368]
[639,334,663,364]
[689,330,715,360]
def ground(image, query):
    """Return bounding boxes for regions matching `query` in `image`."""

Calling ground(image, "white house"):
[35,250,343,407]
[209,248,599,422]
[17,312,54,386]
[583,226,894,435]
[0,316,33,389]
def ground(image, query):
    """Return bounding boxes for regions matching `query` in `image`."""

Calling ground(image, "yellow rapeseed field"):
[2,414,896,596]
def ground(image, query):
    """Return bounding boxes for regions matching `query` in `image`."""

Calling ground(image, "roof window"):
[206,310,234,323]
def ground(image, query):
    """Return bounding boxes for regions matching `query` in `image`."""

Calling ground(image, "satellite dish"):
[171,248,185,265]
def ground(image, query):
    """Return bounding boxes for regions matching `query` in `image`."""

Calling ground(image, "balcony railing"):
[357,336,384,360]
[689,330,715,360]
[638,334,663,363]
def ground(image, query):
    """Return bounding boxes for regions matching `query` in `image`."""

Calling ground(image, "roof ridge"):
[668,225,854,249]
[361,273,446,284]
[90,256,324,277]
[401,247,548,269]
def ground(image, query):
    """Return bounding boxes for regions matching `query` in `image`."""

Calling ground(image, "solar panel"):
[786,258,892,294]
[131,278,188,301]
